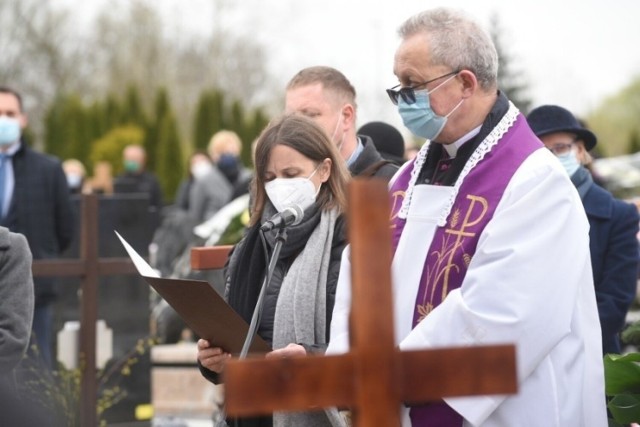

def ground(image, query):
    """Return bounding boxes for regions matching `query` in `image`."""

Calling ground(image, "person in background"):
[527,104,640,355]
[85,160,114,195]
[0,227,50,426]
[174,151,212,211]
[326,8,605,426]
[0,226,33,390]
[62,158,88,194]
[197,114,350,427]
[189,154,233,224]
[113,144,163,210]
[208,130,253,200]
[285,66,399,180]
[188,132,235,223]
[0,86,74,369]
[357,121,406,166]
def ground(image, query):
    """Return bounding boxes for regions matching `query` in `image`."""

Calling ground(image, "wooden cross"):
[221,179,517,425]
[31,194,138,427]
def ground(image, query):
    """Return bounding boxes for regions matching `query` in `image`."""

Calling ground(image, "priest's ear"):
[457,70,479,97]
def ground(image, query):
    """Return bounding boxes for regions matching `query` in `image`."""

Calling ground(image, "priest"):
[327,7,606,427]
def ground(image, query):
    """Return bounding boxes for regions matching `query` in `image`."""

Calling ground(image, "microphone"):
[260,204,306,232]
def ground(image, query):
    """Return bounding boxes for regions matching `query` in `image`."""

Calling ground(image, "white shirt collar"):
[346,138,364,167]
[442,125,482,158]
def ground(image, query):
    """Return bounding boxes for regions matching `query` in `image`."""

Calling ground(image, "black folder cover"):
[116,231,270,355]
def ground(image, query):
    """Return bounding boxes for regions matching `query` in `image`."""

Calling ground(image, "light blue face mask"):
[556,150,581,177]
[397,74,462,141]
[0,116,21,146]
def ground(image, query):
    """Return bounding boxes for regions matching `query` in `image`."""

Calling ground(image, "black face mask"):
[217,154,239,184]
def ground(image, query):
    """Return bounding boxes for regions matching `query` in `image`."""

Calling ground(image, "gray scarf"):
[271,207,346,427]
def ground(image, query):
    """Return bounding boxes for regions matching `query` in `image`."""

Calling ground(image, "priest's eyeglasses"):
[386,70,460,105]
[546,141,575,156]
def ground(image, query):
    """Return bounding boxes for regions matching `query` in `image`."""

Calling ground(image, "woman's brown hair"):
[250,114,350,226]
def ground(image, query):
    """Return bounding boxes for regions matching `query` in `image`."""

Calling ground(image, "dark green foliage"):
[104,95,123,130]
[155,112,184,202]
[42,84,269,190]
[604,352,640,424]
[145,87,170,171]
[122,85,148,128]
[193,89,225,152]
[44,99,66,158]
[192,89,270,168]
[89,125,145,176]
[43,94,92,165]
[245,107,270,167]
[21,127,36,147]
[228,100,245,137]
[586,77,640,156]
[622,320,640,346]
[228,100,251,164]
[86,102,108,148]
[217,209,250,245]
[627,129,640,155]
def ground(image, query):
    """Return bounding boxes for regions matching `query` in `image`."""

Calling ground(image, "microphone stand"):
[214,226,288,427]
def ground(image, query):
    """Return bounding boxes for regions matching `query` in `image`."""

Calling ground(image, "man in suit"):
[0,86,74,368]
[285,66,399,180]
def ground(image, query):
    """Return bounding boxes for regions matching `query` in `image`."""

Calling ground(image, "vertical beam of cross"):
[348,179,401,426]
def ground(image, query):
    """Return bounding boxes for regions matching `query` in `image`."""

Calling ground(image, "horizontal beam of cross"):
[225,338,516,417]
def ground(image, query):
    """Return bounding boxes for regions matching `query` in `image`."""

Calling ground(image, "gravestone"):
[54,193,159,425]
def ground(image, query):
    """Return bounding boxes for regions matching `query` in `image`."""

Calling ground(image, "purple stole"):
[389,114,542,426]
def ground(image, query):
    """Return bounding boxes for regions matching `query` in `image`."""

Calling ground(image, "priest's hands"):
[197,339,231,373]
[266,343,306,358]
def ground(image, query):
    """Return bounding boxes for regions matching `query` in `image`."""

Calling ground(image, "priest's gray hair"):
[398,8,498,92]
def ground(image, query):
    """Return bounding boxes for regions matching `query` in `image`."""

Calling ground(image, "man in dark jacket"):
[358,120,407,166]
[285,66,399,180]
[114,144,164,211]
[0,87,74,368]
[527,104,640,355]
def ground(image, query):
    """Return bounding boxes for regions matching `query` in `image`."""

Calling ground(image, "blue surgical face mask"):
[217,153,240,182]
[556,149,580,177]
[124,159,142,173]
[66,173,83,189]
[397,74,462,141]
[0,116,21,147]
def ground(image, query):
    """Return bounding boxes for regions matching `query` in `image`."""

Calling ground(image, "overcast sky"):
[69,0,640,131]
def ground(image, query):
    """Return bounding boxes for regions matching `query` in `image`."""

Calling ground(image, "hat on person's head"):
[526,105,597,151]
[357,121,405,165]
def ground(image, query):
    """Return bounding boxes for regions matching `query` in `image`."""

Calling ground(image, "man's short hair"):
[398,8,498,91]
[0,86,24,112]
[286,66,358,109]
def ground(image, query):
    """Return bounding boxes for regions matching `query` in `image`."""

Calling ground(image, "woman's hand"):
[197,339,231,373]
[266,343,307,358]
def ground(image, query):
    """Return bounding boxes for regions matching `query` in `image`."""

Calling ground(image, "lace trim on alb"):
[398,101,520,226]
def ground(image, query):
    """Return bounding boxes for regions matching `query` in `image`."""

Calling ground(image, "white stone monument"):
[57,319,113,369]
